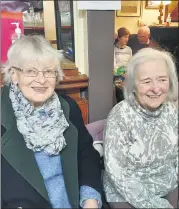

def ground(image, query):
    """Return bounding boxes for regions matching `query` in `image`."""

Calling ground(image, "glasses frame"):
[12,66,58,78]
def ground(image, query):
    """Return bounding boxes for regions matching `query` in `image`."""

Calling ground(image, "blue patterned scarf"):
[9,83,69,155]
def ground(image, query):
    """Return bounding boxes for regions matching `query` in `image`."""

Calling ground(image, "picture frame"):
[116,1,141,17]
[145,1,159,9]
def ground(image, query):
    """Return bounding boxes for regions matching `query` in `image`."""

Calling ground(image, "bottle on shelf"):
[11,22,23,43]
[166,13,171,27]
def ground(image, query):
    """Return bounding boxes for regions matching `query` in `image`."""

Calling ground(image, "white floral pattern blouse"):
[103,100,178,208]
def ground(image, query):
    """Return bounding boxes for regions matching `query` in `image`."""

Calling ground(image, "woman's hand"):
[83,199,98,208]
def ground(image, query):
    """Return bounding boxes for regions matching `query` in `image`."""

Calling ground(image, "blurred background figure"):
[128,26,159,55]
[113,27,132,104]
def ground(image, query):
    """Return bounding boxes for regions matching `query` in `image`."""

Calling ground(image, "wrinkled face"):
[119,35,129,46]
[11,60,57,107]
[135,60,169,111]
[137,31,150,44]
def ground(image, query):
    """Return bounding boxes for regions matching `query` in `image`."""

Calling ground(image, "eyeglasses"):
[12,66,58,78]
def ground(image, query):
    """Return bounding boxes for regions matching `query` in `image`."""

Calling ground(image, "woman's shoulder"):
[126,45,132,52]
[58,94,78,109]
[57,93,80,114]
[108,100,131,120]
[56,93,83,127]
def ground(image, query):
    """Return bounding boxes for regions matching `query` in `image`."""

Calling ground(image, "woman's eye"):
[26,69,36,73]
[144,81,150,84]
[47,70,53,73]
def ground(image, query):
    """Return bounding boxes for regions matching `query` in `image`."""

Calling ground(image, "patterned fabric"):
[114,45,132,69]
[103,100,178,208]
[9,83,69,155]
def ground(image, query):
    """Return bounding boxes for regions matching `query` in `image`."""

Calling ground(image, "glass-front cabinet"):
[54,0,75,62]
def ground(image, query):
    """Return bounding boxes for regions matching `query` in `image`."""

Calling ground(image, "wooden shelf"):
[61,26,72,29]
[24,26,44,30]
[56,75,88,90]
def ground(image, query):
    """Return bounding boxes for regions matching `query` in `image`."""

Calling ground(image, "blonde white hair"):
[124,48,178,105]
[2,35,63,85]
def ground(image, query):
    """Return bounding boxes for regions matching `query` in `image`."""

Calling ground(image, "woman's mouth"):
[32,87,48,93]
[147,95,161,98]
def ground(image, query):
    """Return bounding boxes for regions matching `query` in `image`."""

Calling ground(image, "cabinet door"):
[54,0,75,62]
[23,3,45,36]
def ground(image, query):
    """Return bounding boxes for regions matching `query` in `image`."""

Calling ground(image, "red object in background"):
[171,4,178,22]
[1,11,24,64]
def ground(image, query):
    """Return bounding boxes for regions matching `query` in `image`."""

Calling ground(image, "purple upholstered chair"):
[85,119,106,157]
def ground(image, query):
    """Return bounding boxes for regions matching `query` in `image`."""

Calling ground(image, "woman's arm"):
[104,109,174,209]
[64,95,102,208]
[77,108,102,208]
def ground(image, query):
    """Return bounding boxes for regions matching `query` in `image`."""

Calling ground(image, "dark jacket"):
[127,34,159,55]
[1,86,102,208]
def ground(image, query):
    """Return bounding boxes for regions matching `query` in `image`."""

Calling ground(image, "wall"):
[73,2,89,75]
[43,1,57,49]
[115,1,159,34]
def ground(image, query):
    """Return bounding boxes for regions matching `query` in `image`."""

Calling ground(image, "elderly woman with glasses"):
[103,48,178,208]
[1,35,102,208]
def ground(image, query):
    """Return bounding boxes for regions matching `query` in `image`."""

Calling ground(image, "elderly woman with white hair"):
[103,48,178,208]
[1,35,102,208]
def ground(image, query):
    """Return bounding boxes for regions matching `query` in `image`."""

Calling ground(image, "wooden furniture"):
[57,68,89,124]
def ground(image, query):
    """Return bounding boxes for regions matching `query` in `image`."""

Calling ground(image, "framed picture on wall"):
[145,1,159,9]
[116,0,141,17]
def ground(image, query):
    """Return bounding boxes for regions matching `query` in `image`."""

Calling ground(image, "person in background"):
[114,27,132,71]
[128,26,159,55]
[103,48,178,208]
[114,27,132,103]
[1,35,102,209]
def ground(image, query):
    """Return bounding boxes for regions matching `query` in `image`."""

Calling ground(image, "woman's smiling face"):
[11,60,57,107]
[135,59,169,111]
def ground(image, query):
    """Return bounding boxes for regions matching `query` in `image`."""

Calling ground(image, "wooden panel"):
[60,57,76,69]
[63,68,79,76]
[77,99,88,125]
[56,73,89,124]
[0,73,4,87]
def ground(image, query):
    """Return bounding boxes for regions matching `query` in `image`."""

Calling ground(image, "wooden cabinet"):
[56,68,89,124]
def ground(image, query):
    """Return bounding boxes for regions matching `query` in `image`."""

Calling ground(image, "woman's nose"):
[151,83,160,93]
[36,72,46,84]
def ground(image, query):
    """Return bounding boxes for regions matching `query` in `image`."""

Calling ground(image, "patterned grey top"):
[103,100,178,208]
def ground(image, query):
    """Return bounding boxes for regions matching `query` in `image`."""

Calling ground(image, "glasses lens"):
[23,68,38,77]
[44,70,57,78]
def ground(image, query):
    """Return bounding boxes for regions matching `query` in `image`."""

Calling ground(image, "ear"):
[148,33,151,38]
[11,69,18,85]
